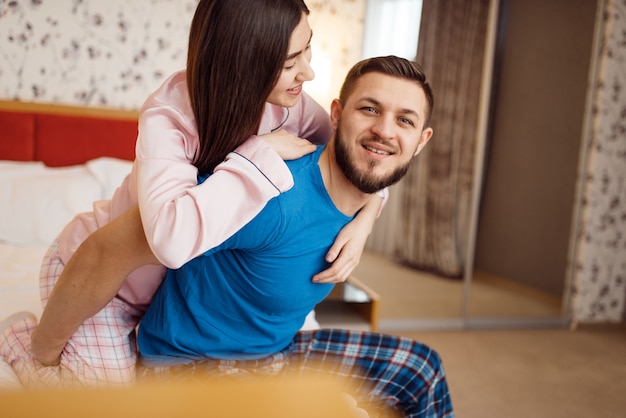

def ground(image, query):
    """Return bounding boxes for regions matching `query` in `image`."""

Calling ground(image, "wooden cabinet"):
[315,276,380,332]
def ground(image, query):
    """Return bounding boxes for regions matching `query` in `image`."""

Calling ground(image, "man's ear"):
[330,99,342,130]
[414,127,433,156]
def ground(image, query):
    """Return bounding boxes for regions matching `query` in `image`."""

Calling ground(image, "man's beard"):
[334,124,413,194]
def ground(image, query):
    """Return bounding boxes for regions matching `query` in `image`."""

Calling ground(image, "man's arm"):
[31,206,157,366]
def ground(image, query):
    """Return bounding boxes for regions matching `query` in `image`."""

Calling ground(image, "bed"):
[0,99,138,319]
[0,99,139,388]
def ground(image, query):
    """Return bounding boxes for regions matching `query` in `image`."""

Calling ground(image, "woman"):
[0,0,382,389]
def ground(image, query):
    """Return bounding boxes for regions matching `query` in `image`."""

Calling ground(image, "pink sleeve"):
[136,106,292,269]
[288,92,333,145]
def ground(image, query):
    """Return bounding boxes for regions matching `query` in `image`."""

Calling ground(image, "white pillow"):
[0,158,132,246]
[86,157,133,199]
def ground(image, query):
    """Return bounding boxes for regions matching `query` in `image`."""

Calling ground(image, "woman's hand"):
[261,129,316,160]
[312,195,383,284]
[312,219,369,284]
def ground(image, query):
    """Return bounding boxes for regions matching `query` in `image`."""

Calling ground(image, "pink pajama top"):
[56,70,333,308]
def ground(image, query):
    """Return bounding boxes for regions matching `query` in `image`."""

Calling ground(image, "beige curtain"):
[366,0,491,278]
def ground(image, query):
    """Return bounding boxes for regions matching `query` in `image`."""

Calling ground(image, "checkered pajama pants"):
[0,240,143,389]
[139,329,454,418]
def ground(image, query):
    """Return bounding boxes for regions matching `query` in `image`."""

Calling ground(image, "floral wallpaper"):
[305,0,367,109]
[0,0,198,109]
[0,0,364,110]
[571,0,626,323]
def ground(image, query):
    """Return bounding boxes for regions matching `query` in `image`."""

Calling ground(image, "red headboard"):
[0,100,139,166]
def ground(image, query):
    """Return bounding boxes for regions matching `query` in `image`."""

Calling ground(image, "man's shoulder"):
[285,145,324,175]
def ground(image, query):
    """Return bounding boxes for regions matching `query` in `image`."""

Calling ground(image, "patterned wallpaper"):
[571,0,626,323]
[0,0,197,109]
[305,0,367,110]
[1,0,624,323]
[0,0,364,111]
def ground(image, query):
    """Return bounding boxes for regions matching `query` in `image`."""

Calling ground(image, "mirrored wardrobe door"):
[467,0,601,327]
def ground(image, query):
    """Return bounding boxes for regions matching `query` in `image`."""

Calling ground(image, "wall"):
[571,0,626,323]
[0,0,196,109]
[0,0,365,110]
[299,0,367,109]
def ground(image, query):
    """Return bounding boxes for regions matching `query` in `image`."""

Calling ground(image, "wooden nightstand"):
[315,276,380,332]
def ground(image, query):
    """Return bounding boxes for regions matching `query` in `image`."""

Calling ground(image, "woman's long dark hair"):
[187,0,310,175]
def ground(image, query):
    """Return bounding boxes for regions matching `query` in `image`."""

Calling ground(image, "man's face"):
[331,72,433,194]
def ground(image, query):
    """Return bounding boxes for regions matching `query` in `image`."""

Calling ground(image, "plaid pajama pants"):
[139,329,454,418]
[0,240,143,389]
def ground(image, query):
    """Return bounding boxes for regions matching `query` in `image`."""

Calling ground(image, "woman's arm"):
[311,193,384,284]
[290,91,333,146]
[136,130,313,268]
[136,91,332,268]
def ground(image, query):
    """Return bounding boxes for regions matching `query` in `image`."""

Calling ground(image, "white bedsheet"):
[0,243,47,321]
[0,242,47,390]
[0,156,133,389]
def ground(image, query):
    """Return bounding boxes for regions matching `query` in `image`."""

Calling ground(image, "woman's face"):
[266,13,314,108]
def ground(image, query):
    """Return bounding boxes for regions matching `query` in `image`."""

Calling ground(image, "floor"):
[397,325,626,418]
[352,251,562,321]
[350,251,626,417]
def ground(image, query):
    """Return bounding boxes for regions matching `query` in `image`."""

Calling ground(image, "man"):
[137,56,453,418]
